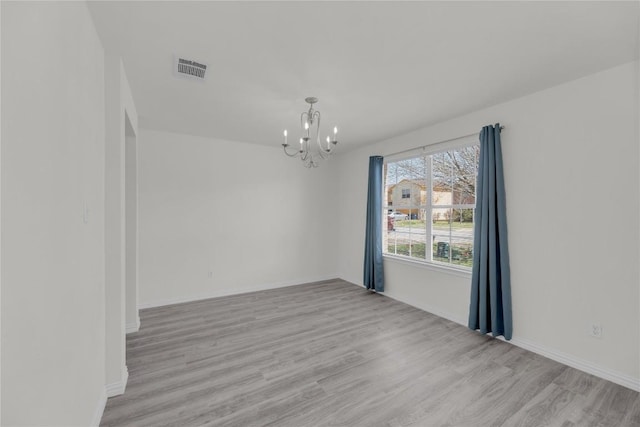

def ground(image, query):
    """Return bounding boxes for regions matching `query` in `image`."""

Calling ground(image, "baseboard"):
[138,275,340,310]
[363,283,640,392]
[90,387,107,427]
[505,336,640,392]
[105,366,129,397]
[126,315,140,334]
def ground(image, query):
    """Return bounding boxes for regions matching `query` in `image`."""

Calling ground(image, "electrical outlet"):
[589,323,603,339]
[207,271,213,279]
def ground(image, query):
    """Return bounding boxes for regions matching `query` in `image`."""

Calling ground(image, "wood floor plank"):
[101,280,639,427]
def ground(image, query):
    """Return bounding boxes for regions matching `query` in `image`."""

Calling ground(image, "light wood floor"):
[101,279,639,427]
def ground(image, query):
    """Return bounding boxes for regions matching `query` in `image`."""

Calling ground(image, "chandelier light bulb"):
[304,122,309,130]
[334,126,338,136]
[283,129,287,145]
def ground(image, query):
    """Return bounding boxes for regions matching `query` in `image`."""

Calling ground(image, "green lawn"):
[394,220,425,228]
[388,242,473,267]
[433,220,473,229]
[394,220,473,230]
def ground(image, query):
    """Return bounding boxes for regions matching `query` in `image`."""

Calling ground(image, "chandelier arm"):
[313,111,333,156]
[316,139,333,157]
[282,145,300,157]
[316,148,328,160]
[317,145,330,154]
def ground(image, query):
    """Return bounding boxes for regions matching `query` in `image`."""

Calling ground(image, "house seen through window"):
[384,143,479,268]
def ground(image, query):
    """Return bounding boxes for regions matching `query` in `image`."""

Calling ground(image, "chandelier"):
[282,97,338,168]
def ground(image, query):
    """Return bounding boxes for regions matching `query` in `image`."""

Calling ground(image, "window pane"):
[387,242,396,255]
[432,152,452,205]
[452,208,474,227]
[387,226,397,254]
[433,184,452,206]
[387,211,400,255]
[405,208,425,259]
[395,242,410,257]
[451,239,474,267]
[389,157,426,212]
[431,207,447,224]
[452,209,474,265]
[450,146,478,176]
[432,207,451,263]
[432,152,446,174]
[405,208,426,227]
[410,236,427,260]
[385,162,397,209]
[432,208,451,235]
[386,209,395,232]
[432,237,450,263]
[393,228,411,256]
[453,175,476,205]
[386,162,398,186]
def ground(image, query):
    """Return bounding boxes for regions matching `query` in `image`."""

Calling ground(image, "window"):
[384,142,479,269]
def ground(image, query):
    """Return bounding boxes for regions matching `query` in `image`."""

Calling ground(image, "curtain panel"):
[468,124,513,340]
[363,156,384,292]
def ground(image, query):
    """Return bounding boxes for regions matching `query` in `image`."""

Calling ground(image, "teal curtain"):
[469,124,512,339]
[363,156,384,292]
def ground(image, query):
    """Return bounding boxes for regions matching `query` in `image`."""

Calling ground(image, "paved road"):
[389,225,473,243]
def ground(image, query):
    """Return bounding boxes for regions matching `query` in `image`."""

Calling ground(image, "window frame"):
[382,135,479,274]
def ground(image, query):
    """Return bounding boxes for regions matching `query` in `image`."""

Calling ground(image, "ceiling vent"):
[173,56,207,82]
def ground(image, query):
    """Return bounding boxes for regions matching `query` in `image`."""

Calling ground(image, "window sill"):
[382,254,473,279]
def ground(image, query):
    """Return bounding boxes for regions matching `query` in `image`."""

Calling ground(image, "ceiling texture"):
[88,1,639,151]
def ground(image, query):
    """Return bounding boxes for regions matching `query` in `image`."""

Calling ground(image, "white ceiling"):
[88,1,639,150]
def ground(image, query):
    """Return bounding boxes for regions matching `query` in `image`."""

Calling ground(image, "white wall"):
[337,61,640,390]
[1,2,107,425]
[138,129,339,307]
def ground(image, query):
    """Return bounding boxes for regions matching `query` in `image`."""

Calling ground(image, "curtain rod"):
[387,125,505,158]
